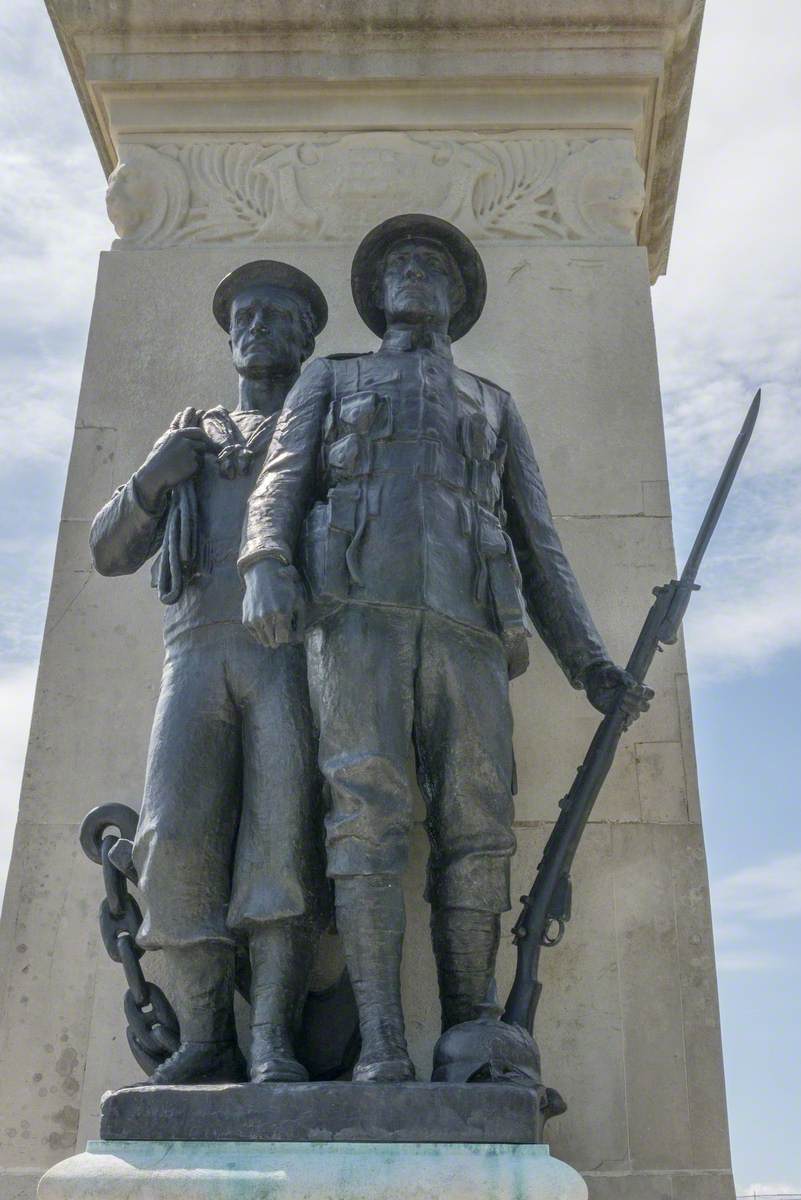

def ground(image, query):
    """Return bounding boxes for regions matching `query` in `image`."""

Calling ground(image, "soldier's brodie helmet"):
[212,259,328,339]
[351,214,487,342]
[432,1006,542,1085]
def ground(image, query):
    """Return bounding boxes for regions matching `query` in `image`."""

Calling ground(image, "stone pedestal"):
[38,1140,587,1200]
[97,1082,548,1145]
[0,3,735,1199]
[40,1085,586,1199]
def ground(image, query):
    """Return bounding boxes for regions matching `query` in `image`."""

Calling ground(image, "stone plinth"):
[99,1082,547,1145]
[0,3,735,1199]
[37,1140,588,1200]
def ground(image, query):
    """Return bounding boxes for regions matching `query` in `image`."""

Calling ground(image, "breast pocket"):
[461,411,499,462]
[326,390,394,443]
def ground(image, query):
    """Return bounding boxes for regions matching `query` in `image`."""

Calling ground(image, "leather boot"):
[335,875,415,1083]
[430,908,501,1031]
[249,918,317,1083]
[149,942,246,1084]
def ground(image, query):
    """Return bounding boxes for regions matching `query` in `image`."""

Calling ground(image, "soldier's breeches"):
[134,623,324,950]
[306,605,516,913]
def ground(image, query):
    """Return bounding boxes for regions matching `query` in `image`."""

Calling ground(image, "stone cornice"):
[46,1,700,37]
[46,0,705,280]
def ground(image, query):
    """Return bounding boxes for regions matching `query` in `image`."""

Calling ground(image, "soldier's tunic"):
[91,407,324,950]
[240,329,609,914]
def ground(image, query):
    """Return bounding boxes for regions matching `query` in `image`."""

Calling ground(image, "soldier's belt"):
[325,435,501,508]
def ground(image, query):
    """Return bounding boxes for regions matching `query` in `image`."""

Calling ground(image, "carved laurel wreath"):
[106,135,644,248]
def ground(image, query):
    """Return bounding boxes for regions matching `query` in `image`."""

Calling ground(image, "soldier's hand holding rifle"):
[242,557,307,648]
[582,661,653,727]
[134,407,211,513]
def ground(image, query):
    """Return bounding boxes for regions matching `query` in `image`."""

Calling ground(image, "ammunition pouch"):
[300,490,359,607]
[477,510,532,680]
[323,435,501,510]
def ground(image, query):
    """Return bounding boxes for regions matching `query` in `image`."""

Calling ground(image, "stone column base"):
[38,1140,587,1200]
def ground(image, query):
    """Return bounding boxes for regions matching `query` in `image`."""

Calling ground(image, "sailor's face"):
[380,239,459,328]
[229,285,306,378]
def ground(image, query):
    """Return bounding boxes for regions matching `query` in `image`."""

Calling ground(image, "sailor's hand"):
[583,661,653,726]
[135,409,209,511]
[242,558,307,648]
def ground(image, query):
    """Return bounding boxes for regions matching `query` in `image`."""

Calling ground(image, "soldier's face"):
[229,285,308,378]
[380,239,462,329]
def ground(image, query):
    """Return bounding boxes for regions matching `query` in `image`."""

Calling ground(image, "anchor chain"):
[80,804,180,1075]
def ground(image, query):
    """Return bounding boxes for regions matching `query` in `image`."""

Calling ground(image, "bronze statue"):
[239,215,651,1084]
[90,260,329,1086]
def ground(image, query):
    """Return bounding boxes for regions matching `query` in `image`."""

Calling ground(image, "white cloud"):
[713,855,801,922]
[742,1186,801,1198]
[651,1,801,685]
[710,854,801,974]
[0,144,107,330]
[0,661,37,905]
[715,949,785,975]
[0,4,108,902]
[0,355,81,467]
[0,4,109,475]
[663,382,801,682]
[0,533,57,664]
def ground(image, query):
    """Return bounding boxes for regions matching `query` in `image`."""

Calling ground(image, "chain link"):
[80,805,180,1076]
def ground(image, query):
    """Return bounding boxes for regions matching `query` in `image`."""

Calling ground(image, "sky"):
[0,0,799,1193]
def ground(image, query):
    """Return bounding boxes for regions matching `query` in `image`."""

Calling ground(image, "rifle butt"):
[503,972,542,1032]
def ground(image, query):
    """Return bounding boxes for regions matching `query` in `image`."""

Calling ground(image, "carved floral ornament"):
[106,133,645,249]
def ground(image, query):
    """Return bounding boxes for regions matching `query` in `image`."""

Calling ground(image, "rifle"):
[503,390,761,1033]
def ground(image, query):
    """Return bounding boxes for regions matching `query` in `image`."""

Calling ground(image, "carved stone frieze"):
[106,133,644,249]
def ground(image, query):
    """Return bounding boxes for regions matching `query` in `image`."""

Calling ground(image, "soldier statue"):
[239,215,650,1085]
[90,260,329,1086]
